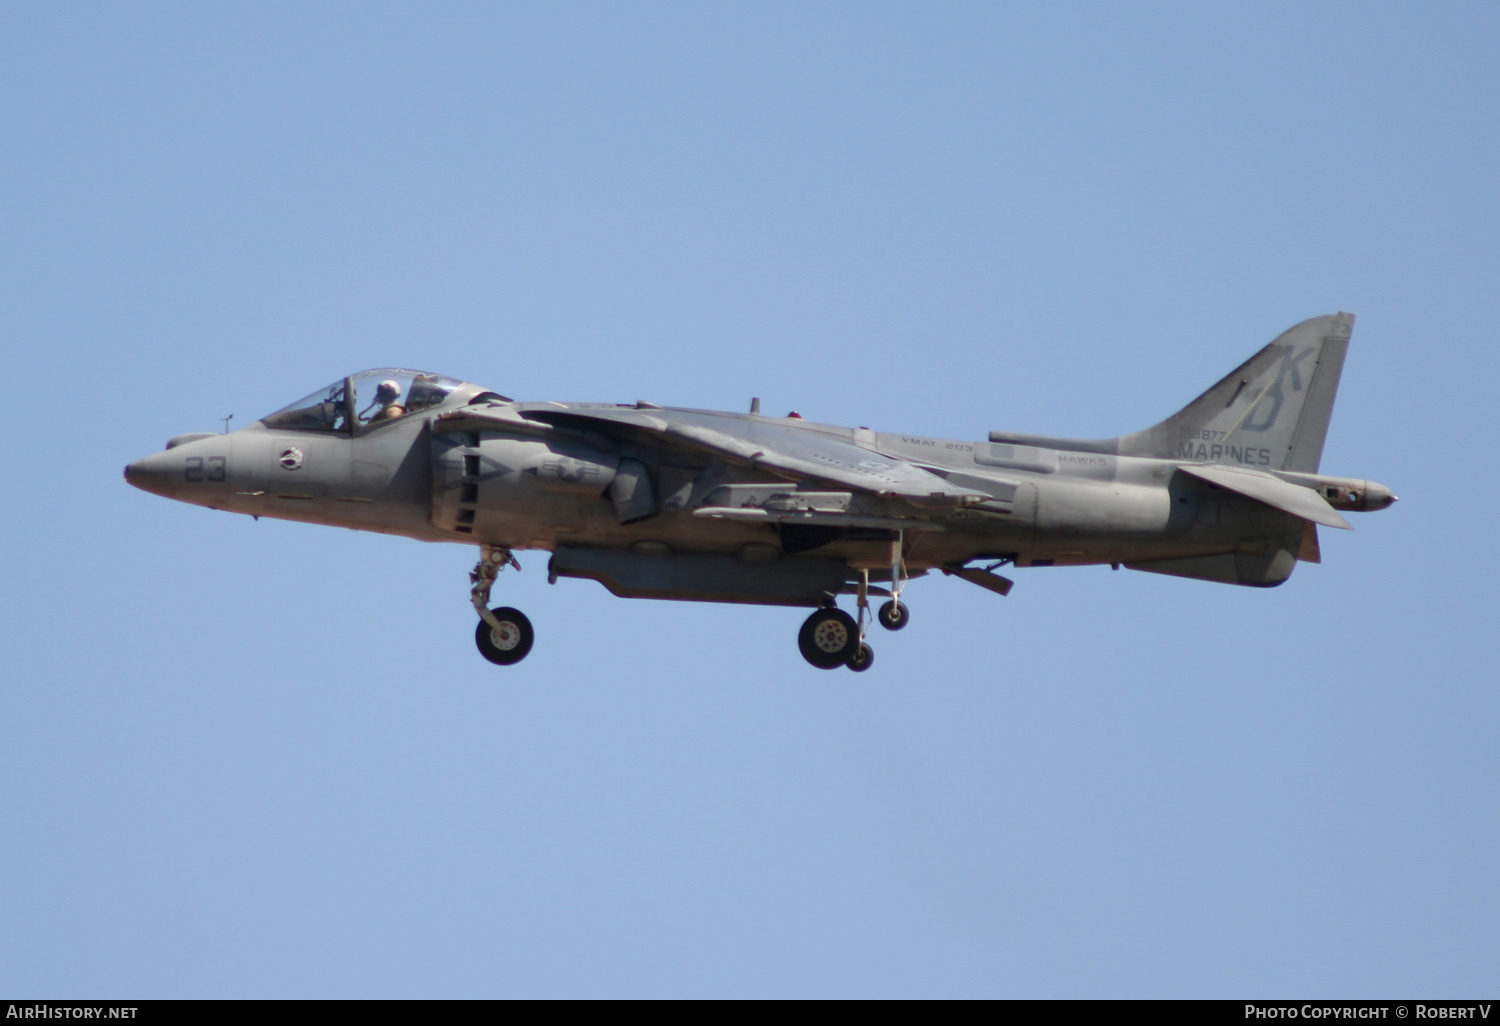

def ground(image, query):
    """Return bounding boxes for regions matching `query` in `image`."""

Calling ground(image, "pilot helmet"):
[375,379,402,403]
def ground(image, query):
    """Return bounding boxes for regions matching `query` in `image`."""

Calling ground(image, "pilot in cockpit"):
[363,379,407,423]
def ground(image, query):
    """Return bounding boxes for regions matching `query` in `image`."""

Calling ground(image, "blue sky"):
[2,2,1496,997]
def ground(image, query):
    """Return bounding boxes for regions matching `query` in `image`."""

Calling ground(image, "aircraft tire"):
[877,600,909,631]
[475,606,535,665]
[798,608,858,670]
[846,643,875,672]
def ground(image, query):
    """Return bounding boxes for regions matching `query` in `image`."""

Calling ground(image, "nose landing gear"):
[475,606,534,665]
[471,544,533,666]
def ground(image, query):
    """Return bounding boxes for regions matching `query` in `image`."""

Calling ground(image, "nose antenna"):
[221,413,234,434]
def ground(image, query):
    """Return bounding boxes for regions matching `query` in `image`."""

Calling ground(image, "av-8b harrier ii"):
[126,313,1395,671]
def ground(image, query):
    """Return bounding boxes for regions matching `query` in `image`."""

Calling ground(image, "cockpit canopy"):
[261,369,469,432]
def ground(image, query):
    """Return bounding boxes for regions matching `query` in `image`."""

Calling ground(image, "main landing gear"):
[798,607,867,670]
[471,544,534,665]
[796,535,912,671]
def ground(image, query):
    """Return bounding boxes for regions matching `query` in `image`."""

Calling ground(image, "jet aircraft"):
[125,313,1396,671]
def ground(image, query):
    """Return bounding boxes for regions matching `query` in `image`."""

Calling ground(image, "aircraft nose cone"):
[124,451,182,498]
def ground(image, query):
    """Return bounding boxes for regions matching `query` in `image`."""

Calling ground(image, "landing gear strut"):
[849,568,876,672]
[471,544,533,665]
[878,533,910,631]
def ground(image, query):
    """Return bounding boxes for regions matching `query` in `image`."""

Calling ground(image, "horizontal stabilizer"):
[1179,464,1351,529]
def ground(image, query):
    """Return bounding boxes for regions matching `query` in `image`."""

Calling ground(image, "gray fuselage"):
[124,383,1391,595]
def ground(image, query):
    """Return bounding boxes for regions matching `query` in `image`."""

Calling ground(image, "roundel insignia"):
[278,446,304,471]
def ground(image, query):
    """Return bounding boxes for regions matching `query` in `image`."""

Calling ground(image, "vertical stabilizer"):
[1118,313,1354,472]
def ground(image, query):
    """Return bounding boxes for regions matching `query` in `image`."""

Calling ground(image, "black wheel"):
[475,606,534,665]
[798,608,858,669]
[877,600,909,631]
[847,642,874,672]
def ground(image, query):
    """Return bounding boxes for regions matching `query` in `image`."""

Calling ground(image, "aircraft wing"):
[1178,463,1352,529]
[518,406,988,506]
